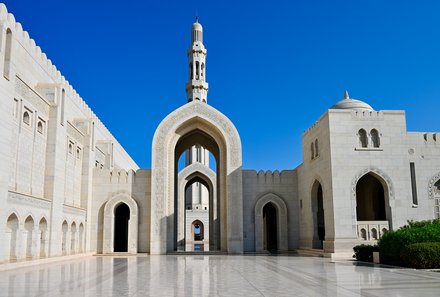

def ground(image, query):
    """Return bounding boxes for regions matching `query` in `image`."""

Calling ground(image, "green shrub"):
[378,223,440,265]
[401,242,440,269]
[404,219,440,229]
[353,244,379,262]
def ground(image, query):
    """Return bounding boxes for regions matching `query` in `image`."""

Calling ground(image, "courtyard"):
[0,255,440,296]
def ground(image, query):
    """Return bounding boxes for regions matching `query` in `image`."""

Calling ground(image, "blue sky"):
[3,0,440,169]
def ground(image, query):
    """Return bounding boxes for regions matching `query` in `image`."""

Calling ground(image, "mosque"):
[0,3,439,263]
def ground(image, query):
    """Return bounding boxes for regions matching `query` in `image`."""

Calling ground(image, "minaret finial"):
[344,90,350,100]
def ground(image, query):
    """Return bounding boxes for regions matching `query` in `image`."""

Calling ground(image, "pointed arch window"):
[195,61,200,80]
[358,129,368,148]
[311,143,314,160]
[23,111,30,125]
[3,28,12,79]
[371,129,380,148]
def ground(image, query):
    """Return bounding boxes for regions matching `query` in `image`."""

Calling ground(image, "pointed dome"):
[330,91,374,111]
[192,17,203,31]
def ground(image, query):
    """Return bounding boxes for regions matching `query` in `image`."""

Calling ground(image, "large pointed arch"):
[151,101,243,254]
[177,162,217,250]
[103,192,138,254]
[254,193,288,252]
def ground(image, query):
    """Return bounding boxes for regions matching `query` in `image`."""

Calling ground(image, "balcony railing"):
[357,221,389,241]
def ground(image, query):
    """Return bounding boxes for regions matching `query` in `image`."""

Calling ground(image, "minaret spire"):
[186,18,209,103]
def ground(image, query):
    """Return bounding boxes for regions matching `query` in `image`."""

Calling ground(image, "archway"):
[192,220,204,241]
[263,203,277,250]
[61,220,68,255]
[24,216,34,259]
[254,193,288,252]
[151,101,243,254]
[114,203,130,252]
[79,223,84,253]
[39,218,47,258]
[356,173,387,221]
[71,222,77,254]
[311,180,325,249]
[6,213,19,260]
[103,193,138,254]
[178,163,216,251]
[355,172,391,240]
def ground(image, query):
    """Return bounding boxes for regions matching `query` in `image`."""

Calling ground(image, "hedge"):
[353,244,379,262]
[401,242,440,269]
[378,221,440,265]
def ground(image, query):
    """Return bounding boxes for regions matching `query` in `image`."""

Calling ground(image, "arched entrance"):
[151,101,243,254]
[39,218,47,258]
[178,163,216,251]
[61,220,68,255]
[263,203,277,250]
[114,203,130,252]
[355,172,391,240]
[24,216,34,259]
[311,180,325,249]
[103,193,138,254]
[254,193,288,252]
[192,220,204,241]
[71,222,77,254]
[6,213,19,260]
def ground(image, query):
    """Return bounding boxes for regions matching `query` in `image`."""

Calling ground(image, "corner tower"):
[186,17,209,102]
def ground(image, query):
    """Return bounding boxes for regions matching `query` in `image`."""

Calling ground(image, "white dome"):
[330,91,374,111]
[192,19,203,31]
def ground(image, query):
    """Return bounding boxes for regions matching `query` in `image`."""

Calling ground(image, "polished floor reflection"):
[0,255,440,296]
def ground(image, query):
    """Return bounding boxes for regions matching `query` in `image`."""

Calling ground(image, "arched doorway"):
[355,172,391,240]
[39,218,47,258]
[192,220,204,241]
[71,222,77,254]
[61,220,68,255]
[103,193,138,254]
[6,213,19,260]
[177,163,216,252]
[263,203,277,250]
[311,180,325,249]
[151,101,243,255]
[114,203,130,252]
[356,173,386,221]
[24,216,34,259]
[254,193,288,252]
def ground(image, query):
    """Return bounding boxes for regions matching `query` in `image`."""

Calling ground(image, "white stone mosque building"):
[0,3,439,263]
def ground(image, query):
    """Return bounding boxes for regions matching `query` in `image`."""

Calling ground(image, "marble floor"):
[0,255,440,296]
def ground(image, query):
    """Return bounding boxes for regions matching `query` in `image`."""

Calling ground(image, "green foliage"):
[401,242,440,269]
[378,222,440,264]
[353,244,379,262]
[403,219,440,229]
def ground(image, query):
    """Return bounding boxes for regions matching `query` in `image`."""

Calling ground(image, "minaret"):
[185,18,209,211]
[186,17,209,103]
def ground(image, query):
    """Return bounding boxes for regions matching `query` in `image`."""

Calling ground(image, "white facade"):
[0,4,439,263]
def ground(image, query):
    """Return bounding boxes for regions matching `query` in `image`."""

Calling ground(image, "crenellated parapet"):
[0,4,138,170]
[243,169,295,185]
[93,167,138,184]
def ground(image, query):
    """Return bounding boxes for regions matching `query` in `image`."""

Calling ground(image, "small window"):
[76,147,81,159]
[68,142,74,154]
[310,143,314,160]
[13,99,18,118]
[37,121,43,134]
[358,129,368,148]
[23,111,30,125]
[371,129,380,148]
[314,139,319,158]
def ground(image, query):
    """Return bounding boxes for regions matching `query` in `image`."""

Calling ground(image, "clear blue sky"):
[3,0,440,169]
